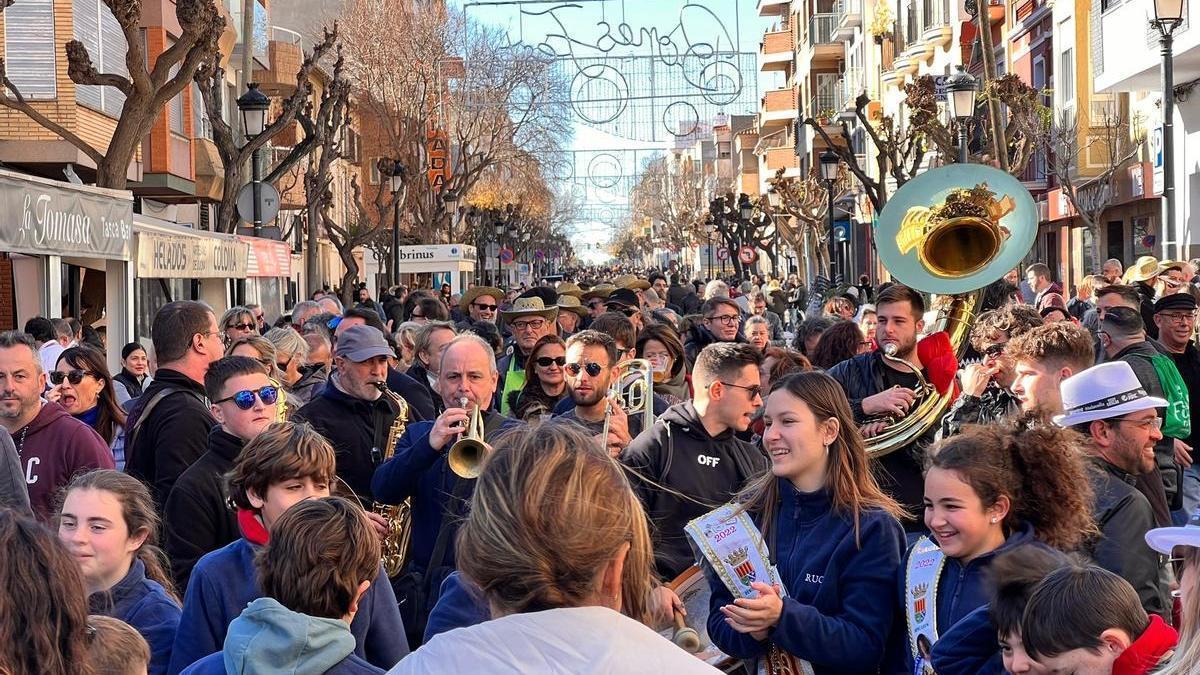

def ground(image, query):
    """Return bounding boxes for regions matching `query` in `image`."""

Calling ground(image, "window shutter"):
[73,0,104,110]
[99,9,127,117]
[4,0,56,99]
[168,58,183,134]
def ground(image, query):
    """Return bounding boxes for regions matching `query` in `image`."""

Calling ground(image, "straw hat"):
[582,283,616,301]
[613,274,651,291]
[498,296,559,323]
[556,294,589,317]
[1124,256,1164,283]
[556,281,584,298]
[459,286,504,312]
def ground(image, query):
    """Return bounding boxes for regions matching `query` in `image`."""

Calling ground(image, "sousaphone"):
[868,164,1037,456]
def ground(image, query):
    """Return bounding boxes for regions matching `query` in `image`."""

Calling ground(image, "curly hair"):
[927,423,1098,551]
[970,305,1044,352]
[1003,322,1094,372]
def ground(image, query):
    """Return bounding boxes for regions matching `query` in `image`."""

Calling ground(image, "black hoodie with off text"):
[619,402,767,580]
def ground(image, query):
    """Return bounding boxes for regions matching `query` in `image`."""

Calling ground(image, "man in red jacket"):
[0,330,112,520]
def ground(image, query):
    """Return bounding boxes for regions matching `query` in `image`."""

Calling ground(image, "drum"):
[661,565,743,673]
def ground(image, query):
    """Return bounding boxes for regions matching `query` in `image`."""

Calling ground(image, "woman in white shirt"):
[388,420,719,675]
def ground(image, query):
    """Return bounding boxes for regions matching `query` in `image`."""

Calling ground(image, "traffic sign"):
[236,182,281,225]
[834,224,849,243]
[738,246,757,265]
[716,247,730,261]
[499,246,514,265]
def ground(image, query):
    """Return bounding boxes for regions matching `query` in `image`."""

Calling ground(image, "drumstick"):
[672,609,702,653]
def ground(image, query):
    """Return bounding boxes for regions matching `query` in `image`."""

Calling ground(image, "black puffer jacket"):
[682,323,747,366]
[939,382,1019,438]
[620,402,767,580]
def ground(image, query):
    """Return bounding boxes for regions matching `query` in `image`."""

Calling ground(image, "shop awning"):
[239,235,293,278]
[133,216,249,279]
[0,168,132,261]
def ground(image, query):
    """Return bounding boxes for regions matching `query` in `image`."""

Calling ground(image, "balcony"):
[841,68,863,111]
[921,0,953,47]
[807,13,842,64]
[760,86,799,129]
[765,145,800,171]
[758,0,791,16]
[760,24,796,72]
[253,27,305,97]
[834,0,862,40]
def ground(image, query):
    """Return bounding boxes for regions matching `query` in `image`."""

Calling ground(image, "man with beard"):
[495,295,558,416]
[1056,361,1172,619]
[1154,293,1200,519]
[334,307,435,421]
[458,286,503,325]
[683,297,743,364]
[554,330,637,456]
[620,341,768,580]
[828,284,931,523]
[942,305,1043,436]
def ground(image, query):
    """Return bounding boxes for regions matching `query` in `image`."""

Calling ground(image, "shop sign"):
[239,236,292,278]
[397,244,477,263]
[137,231,248,278]
[0,170,132,260]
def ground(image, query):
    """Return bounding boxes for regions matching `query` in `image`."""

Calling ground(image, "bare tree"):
[0,0,224,188]
[767,167,853,278]
[1044,107,1142,272]
[195,27,339,233]
[630,155,706,251]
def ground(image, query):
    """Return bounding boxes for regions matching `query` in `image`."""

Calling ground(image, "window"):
[1060,47,1075,108]
[168,58,184,135]
[73,0,128,117]
[4,0,56,99]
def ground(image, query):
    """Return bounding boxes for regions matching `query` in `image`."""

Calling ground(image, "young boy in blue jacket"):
[167,422,408,674]
[181,496,387,674]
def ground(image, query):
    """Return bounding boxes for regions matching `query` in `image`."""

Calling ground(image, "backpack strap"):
[124,386,205,462]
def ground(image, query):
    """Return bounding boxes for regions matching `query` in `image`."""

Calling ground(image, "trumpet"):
[600,358,656,444]
[447,397,494,479]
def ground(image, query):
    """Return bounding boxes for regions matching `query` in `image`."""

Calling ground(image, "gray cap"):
[335,324,393,362]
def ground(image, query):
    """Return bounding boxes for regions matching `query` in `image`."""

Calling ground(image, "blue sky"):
[454,0,769,256]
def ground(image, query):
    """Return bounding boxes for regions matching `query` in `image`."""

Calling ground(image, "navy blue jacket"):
[885,521,1048,674]
[929,605,1006,675]
[89,558,181,675]
[705,481,906,674]
[370,412,517,574]
[423,571,490,642]
[166,538,407,674]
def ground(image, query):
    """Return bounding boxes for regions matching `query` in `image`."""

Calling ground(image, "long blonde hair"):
[456,420,656,624]
[735,371,907,546]
[1157,546,1200,675]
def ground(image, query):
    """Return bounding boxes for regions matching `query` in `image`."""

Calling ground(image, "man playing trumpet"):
[371,333,517,648]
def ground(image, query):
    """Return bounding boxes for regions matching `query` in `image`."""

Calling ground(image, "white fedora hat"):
[1146,506,1200,554]
[1053,361,1167,427]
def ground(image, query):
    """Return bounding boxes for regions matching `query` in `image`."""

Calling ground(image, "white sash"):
[686,504,814,675]
[904,536,946,675]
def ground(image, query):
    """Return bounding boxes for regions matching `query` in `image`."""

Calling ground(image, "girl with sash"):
[896,423,1096,675]
[691,371,907,674]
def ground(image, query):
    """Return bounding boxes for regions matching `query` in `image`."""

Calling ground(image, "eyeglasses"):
[706,314,740,325]
[1114,416,1163,431]
[511,319,546,332]
[276,358,291,372]
[565,361,604,377]
[718,381,763,399]
[50,369,95,386]
[536,356,567,367]
[215,385,279,410]
[472,303,498,312]
[1159,311,1197,324]
[227,322,256,332]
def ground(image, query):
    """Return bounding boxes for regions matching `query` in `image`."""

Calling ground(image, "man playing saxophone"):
[372,333,518,648]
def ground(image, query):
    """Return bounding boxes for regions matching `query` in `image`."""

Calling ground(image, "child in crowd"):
[1022,563,1178,675]
[0,509,95,675]
[163,355,280,591]
[167,421,407,674]
[181,497,385,674]
[1145,508,1200,675]
[892,423,1097,674]
[86,615,152,675]
[57,470,181,675]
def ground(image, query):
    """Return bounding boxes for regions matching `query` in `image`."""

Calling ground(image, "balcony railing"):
[905,1,919,45]
[811,89,840,119]
[809,13,838,45]
[841,67,862,110]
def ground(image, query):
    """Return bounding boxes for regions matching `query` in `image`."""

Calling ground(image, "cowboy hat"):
[459,286,504,312]
[499,296,559,324]
[1124,256,1164,283]
[556,294,589,317]
[556,281,584,298]
[581,283,616,301]
[1052,361,1167,428]
[614,274,651,291]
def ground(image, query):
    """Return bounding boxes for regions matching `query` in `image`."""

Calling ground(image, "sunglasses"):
[215,385,279,410]
[50,369,95,386]
[227,322,256,331]
[982,343,1007,358]
[536,356,567,367]
[718,380,763,399]
[608,306,638,317]
[565,361,604,377]
[473,303,498,312]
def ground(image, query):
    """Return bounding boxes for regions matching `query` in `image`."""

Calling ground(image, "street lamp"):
[1153,0,1186,261]
[820,150,841,283]
[387,160,407,287]
[442,188,460,244]
[945,66,979,164]
[705,215,715,280]
[492,214,505,286]
[738,193,754,221]
[236,83,271,237]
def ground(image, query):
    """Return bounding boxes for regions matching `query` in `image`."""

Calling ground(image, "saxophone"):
[373,382,413,578]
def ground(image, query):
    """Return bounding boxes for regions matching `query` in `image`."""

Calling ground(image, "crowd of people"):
[3,255,1200,674]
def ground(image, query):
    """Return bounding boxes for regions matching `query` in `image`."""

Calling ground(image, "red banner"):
[239,236,292,278]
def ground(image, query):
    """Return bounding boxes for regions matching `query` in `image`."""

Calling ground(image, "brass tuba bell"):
[448,397,493,479]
